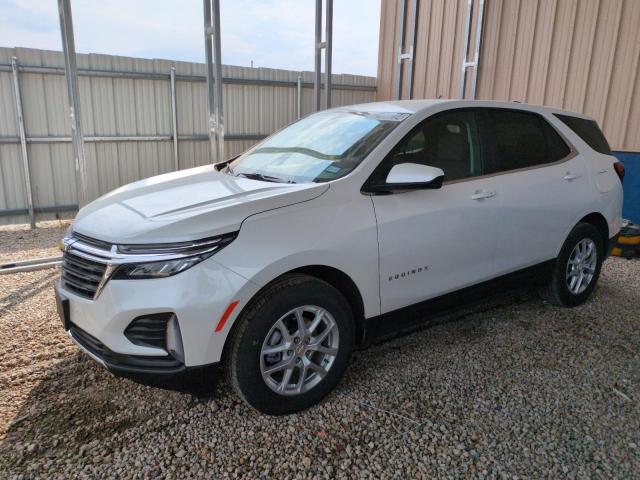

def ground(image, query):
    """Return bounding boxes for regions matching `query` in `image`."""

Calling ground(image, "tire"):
[542,222,604,307]
[225,273,355,415]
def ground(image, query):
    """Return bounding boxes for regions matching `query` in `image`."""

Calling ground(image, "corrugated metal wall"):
[0,47,376,225]
[377,0,640,152]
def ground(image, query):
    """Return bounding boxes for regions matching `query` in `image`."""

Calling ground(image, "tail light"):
[613,161,625,182]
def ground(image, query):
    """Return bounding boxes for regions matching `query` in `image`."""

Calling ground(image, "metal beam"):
[211,0,225,163]
[408,0,419,99]
[203,0,225,163]
[0,204,78,217]
[170,66,179,170]
[314,0,323,111]
[10,57,35,228]
[203,0,216,163]
[58,0,89,208]
[459,0,486,100]
[395,0,418,100]
[0,64,376,91]
[470,0,486,100]
[313,0,333,111]
[0,134,267,145]
[324,0,333,109]
[0,256,63,275]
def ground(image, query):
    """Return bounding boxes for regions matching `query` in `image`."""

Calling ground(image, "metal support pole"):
[313,0,333,111]
[314,0,323,111]
[211,0,225,162]
[324,0,333,109]
[10,57,35,228]
[459,0,486,99]
[203,0,225,163]
[395,0,418,100]
[469,0,486,100]
[58,0,89,208]
[394,0,406,100]
[408,0,419,99]
[296,75,302,119]
[170,66,179,170]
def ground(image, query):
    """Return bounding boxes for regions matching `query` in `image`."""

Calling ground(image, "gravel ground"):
[1,222,639,479]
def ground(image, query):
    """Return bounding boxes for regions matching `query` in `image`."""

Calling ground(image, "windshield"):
[227,110,409,183]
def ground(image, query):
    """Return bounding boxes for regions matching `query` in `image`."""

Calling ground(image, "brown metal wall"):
[377,0,640,151]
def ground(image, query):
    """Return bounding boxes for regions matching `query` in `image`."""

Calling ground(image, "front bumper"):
[66,318,218,393]
[56,253,255,377]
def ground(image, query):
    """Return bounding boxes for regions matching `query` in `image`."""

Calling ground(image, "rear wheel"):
[542,222,604,307]
[225,274,354,415]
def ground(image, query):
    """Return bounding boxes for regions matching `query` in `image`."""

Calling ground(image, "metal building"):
[377,0,640,222]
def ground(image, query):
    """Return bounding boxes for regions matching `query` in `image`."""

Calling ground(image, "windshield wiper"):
[235,172,296,184]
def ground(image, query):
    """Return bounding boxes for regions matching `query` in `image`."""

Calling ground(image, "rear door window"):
[478,109,571,174]
[554,114,612,155]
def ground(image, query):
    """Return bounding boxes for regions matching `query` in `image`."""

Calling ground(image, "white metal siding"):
[0,47,376,225]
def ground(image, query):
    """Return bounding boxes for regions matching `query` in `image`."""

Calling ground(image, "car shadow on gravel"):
[0,351,235,473]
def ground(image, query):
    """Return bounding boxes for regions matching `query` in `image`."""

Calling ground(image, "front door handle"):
[471,190,496,200]
[564,171,581,181]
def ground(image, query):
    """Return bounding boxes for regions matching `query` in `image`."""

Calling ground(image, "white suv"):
[56,100,624,414]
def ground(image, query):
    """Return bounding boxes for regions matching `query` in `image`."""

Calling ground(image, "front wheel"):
[542,222,604,307]
[225,274,354,415]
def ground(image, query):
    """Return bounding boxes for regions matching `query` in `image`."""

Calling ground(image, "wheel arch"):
[290,265,366,345]
[578,212,609,245]
[222,265,367,365]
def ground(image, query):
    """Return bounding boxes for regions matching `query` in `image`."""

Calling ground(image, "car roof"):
[337,99,594,121]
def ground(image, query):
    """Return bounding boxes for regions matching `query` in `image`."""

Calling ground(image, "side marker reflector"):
[215,301,239,333]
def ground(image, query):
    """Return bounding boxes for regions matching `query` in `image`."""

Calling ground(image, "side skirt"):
[361,260,555,347]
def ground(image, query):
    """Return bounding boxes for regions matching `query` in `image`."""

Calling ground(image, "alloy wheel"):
[260,305,339,396]
[566,238,597,295]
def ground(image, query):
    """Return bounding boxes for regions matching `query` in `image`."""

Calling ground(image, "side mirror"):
[384,163,445,191]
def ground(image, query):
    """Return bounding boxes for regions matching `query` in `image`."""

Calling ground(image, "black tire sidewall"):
[551,223,604,307]
[229,276,354,415]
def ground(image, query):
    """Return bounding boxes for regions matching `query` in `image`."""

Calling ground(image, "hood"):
[72,165,329,244]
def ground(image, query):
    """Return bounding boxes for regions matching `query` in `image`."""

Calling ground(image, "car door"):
[476,109,593,274]
[369,109,500,314]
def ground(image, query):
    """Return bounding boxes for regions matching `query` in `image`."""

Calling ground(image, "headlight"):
[111,232,236,280]
[112,254,212,279]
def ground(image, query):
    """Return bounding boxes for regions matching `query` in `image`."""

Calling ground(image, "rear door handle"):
[471,190,496,200]
[564,172,581,181]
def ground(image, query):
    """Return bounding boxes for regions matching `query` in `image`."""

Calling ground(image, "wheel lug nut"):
[294,337,300,344]
[305,338,310,345]
[287,350,293,356]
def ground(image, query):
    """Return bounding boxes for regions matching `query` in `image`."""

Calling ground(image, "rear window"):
[554,114,612,155]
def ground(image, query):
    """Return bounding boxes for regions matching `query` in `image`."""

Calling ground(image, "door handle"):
[471,190,496,200]
[563,172,581,181]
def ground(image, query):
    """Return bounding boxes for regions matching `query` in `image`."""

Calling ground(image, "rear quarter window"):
[554,114,612,155]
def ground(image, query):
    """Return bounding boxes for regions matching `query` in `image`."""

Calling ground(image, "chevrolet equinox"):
[56,100,624,415]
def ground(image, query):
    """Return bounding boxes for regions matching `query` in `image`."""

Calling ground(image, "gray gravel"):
[1,222,639,479]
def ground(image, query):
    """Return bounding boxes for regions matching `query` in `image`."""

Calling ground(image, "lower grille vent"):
[124,313,173,349]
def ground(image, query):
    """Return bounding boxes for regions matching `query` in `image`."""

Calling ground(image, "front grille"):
[61,252,107,299]
[124,314,173,349]
[70,323,182,371]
